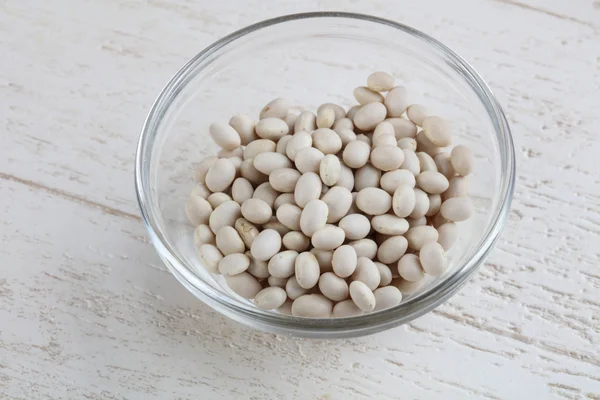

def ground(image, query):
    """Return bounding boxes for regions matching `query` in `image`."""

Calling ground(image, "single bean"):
[250,229,281,261]
[354,163,382,191]
[254,286,287,309]
[311,225,345,250]
[286,131,312,161]
[269,168,301,192]
[241,198,272,225]
[231,177,254,204]
[215,226,245,256]
[420,241,447,276]
[209,122,241,151]
[353,86,384,105]
[259,98,289,120]
[351,257,381,290]
[392,184,416,218]
[209,201,241,234]
[331,245,358,278]
[440,197,473,221]
[356,187,392,216]
[332,299,365,318]
[434,152,456,179]
[321,186,353,223]
[401,149,420,176]
[282,231,310,252]
[274,193,295,210]
[377,235,408,264]
[317,103,346,121]
[380,169,416,194]
[295,147,325,174]
[253,182,278,208]
[267,250,298,278]
[294,111,316,133]
[371,214,409,235]
[437,222,458,251]
[406,104,428,126]
[384,86,409,117]
[299,199,329,237]
[397,137,417,151]
[405,225,439,250]
[285,275,309,300]
[370,145,405,171]
[218,253,250,275]
[343,140,371,169]
[397,253,425,281]
[276,203,302,231]
[319,154,341,186]
[185,195,212,225]
[367,71,395,92]
[313,128,342,155]
[253,151,293,175]
[450,145,474,176]
[198,244,223,274]
[417,171,450,194]
[294,172,322,208]
[193,224,215,247]
[386,118,418,139]
[319,272,349,301]
[422,116,452,146]
[225,272,262,299]
[291,294,333,318]
[255,117,289,141]
[295,252,321,289]
[229,114,257,145]
[375,262,393,287]
[316,106,335,129]
[338,214,371,240]
[205,158,236,192]
[349,281,376,312]
[348,239,378,260]
[310,248,334,273]
[373,286,403,311]
[207,192,232,209]
[336,163,355,191]
[354,102,387,131]
[243,139,276,160]
[410,188,430,219]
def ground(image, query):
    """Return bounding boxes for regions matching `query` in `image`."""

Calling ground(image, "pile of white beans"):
[185,72,474,318]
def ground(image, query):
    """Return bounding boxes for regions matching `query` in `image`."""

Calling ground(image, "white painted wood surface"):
[1,0,599,398]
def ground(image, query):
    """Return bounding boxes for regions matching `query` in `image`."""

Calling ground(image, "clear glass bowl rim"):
[135,11,516,337]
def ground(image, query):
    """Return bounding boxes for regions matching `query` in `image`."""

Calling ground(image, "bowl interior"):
[137,13,511,335]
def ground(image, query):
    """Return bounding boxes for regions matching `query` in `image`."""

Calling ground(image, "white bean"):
[310,248,334,273]
[444,176,469,200]
[342,140,370,169]
[437,222,458,251]
[373,286,402,311]
[207,192,232,209]
[286,131,312,161]
[276,135,292,155]
[276,203,302,231]
[319,154,341,186]
[434,152,456,179]
[440,197,473,221]
[246,251,269,279]
[348,239,378,260]
[274,193,295,210]
[384,86,409,117]
[407,216,427,228]
[234,218,259,248]
[311,225,345,250]
[387,118,418,140]
[450,145,474,176]
[253,152,293,175]
[263,218,291,237]
[371,214,409,235]
[269,168,301,192]
[377,235,408,264]
[426,194,442,217]
[294,111,316,133]
[253,182,279,208]
[243,139,276,160]
[254,286,287,310]
[396,278,423,294]
[185,195,213,225]
[380,169,416,194]
[240,158,268,185]
[321,186,353,223]
[282,231,310,252]
[397,253,425,281]
[209,123,241,151]
[332,299,365,318]
[355,134,371,145]
[241,198,272,225]
[397,137,417,151]
[417,152,438,173]
[209,201,241,234]
[336,163,355,191]
[319,272,349,301]
[267,250,298,278]
[338,214,371,240]
[218,253,250,275]
[410,188,430,219]
[260,98,289,119]
[268,275,287,288]
[285,275,309,300]
[299,199,329,237]
[370,146,405,171]
[375,262,393,287]
[372,133,397,148]
[231,178,254,204]
[229,114,257,145]
[313,128,342,155]
[419,241,447,276]
[294,252,321,289]
[333,118,354,132]
[417,171,450,194]
[416,131,443,157]
[198,244,223,274]
[195,156,219,184]
[354,102,387,131]
[250,229,281,261]
[225,272,262,299]
[349,281,376,312]
[294,172,322,208]
[405,225,439,250]
[215,226,245,256]
[316,106,335,129]
[205,158,236,192]
[317,103,346,121]
[422,116,452,146]
[351,257,381,290]
[255,117,289,141]
[401,149,420,176]
[367,71,395,92]
[193,224,215,247]
[331,245,358,278]
[295,147,325,174]
[406,104,428,126]
[354,163,382,191]
[334,127,357,147]
[391,184,416,218]
[356,187,392,216]
[353,86,384,105]
[291,294,333,318]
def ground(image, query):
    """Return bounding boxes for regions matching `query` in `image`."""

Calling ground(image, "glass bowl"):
[135,12,515,338]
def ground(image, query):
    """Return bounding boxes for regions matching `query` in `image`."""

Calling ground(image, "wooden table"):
[2,1,599,398]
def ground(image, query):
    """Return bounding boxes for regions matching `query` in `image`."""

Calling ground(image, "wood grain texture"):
[1,0,599,399]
